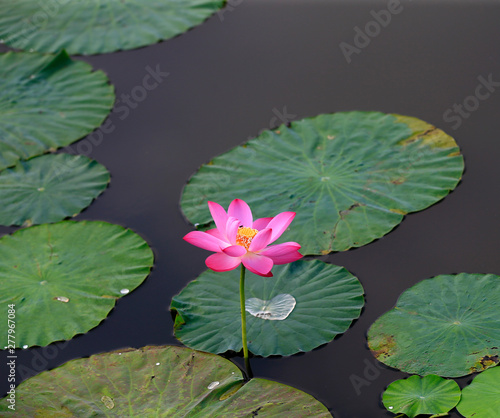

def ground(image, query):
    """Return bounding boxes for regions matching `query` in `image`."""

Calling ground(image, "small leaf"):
[456,366,500,417]
[382,375,461,417]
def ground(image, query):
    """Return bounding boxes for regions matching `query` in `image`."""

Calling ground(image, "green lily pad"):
[0,153,110,226]
[0,0,225,55]
[171,259,364,356]
[0,221,154,348]
[0,50,114,170]
[367,273,500,377]
[457,366,500,418]
[180,111,464,255]
[0,345,332,417]
[382,375,461,417]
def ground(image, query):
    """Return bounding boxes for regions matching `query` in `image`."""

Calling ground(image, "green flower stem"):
[239,264,253,380]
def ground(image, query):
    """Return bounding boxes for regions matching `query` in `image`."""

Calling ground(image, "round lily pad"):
[0,153,110,226]
[0,50,114,170]
[0,0,225,55]
[382,375,461,417]
[180,111,464,255]
[171,259,364,356]
[0,221,154,348]
[0,345,332,417]
[457,366,500,418]
[367,273,500,377]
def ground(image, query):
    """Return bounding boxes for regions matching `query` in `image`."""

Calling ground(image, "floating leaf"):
[181,111,463,255]
[0,153,110,226]
[457,366,500,418]
[171,260,364,356]
[0,221,154,348]
[382,375,461,417]
[367,273,500,377]
[0,0,225,55]
[0,51,114,170]
[0,345,332,417]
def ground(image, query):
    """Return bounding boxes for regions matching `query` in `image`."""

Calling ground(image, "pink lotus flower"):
[184,199,303,277]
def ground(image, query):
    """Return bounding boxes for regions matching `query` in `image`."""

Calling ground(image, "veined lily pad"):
[0,153,110,226]
[382,375,461,417]
[0,50,114,170]
[457,366,500,418]
[367,273,500,377]
[171,260,364,356]
[180,111,463,255]
[0,221,154,348]
[0,0,225,55]
[0,345,332,417]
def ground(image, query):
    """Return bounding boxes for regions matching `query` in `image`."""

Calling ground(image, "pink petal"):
[266,212,296,243]
[248,228,272,252]
[183,231,228,252]
[242,252,273,277]
[206,228,225,240]
[261,242,303,265]
[206,252,242,272]
[253,217,272,231]
[208,201,228,236]
[226,217,240,245]
[228,199,253,227]
[222,245,247,257]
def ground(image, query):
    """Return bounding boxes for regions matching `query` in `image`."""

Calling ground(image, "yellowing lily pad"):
[0,345,332,417]
[181,111,464,255]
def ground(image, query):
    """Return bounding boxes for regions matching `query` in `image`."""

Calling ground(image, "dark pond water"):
[2,1,500,416]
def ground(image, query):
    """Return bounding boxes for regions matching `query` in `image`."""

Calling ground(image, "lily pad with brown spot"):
[180,111,464,255]
[0,346,332,417]
[368,273,500,377]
